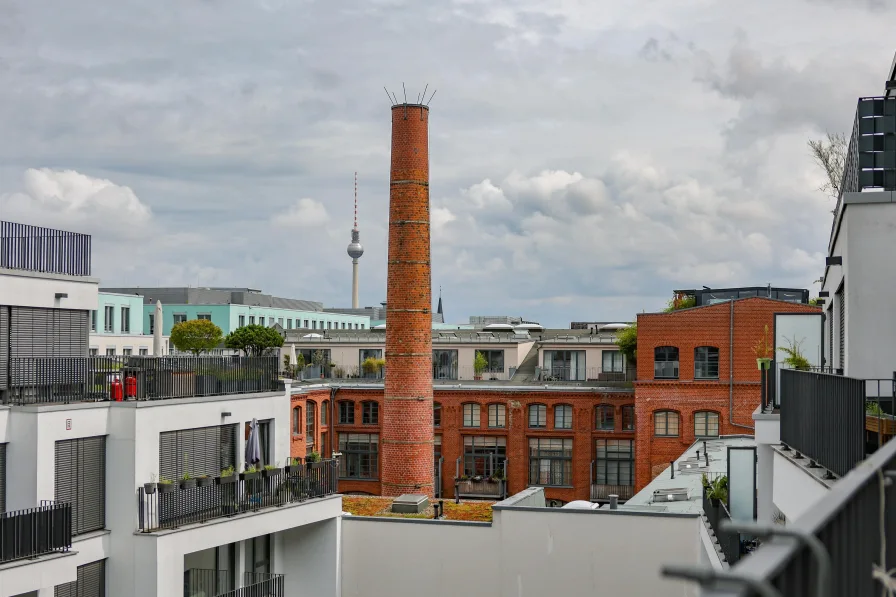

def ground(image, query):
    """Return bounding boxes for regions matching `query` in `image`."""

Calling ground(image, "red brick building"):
[634,297,820,490]
[291,385,635,504]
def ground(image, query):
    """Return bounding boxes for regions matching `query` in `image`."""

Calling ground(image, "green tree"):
[615,324,637,365]
[474,351,489,376]
[224,324,284,356]
[664,294,696,312]
[169,319,223,355]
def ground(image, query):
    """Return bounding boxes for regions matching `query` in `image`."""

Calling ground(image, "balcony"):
[138,461,338,532]
[5,356,279,406]
[538,366,635,383]
[0,502,72,564]
[184,570,284,597]
[454,457,508,499]
[589,483,634,502]
[0,221,92,277]
[700,487,741,566]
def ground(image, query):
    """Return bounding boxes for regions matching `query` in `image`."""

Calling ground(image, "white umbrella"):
[245,418,262,469]
[153,301,163,355]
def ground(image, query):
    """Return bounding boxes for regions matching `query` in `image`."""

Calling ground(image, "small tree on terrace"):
[224,324,284,357]
[615,324,637,366]
[170,319,224,355]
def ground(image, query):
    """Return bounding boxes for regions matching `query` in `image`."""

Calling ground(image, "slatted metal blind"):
[0,443,5,513]
[10,307,88,357]
[0,306,8,390]
[837,285,846,369]
[55,559,106,597]
[828,309,833,369]
[55,436,106,535]
[159,424,237,481]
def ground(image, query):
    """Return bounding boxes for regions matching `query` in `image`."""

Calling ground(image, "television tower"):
[347,172,364,309]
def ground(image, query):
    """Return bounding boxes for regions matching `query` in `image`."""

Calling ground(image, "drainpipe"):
[730,300,754,431]
[330,386,338,457]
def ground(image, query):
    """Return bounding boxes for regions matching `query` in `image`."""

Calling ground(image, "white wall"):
[281,517,342,597]
[341,505,702,597]
[0,268,98,311]
[772,450,829,524]
[89,334,168,356]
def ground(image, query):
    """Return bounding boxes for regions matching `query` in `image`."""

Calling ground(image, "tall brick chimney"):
[382,102,434,497]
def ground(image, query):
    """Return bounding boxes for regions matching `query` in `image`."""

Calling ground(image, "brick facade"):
[382,103,435,496]
[634,297,821,490]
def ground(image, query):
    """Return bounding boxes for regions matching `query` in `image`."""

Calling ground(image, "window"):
[90,310,97,332]
[543,350,586,381]
[321,400,329,425]
[462,403,480,427]
[321,432,328,458]
[434,435,442,466]
[596,405,615,431]
[173,313,187,326]
[148,314,154,335]
[338,433,378,479]
[312,321,317,329]
[654,411,680,437]
[695,411,720,437]
[55,559,106,597]
[479,350,505,374]
[161,424,237,481]
[89,348,98,356]
[338,401,355,424]
[292,406,302,435]
[277,318,284,327]
[433,402,442,427]
[197,314,211,322]
[287,319,292,329]
[529,404,547,428]
[105,348,115,356]
[362,401,379,425]
[654,346,679,379]
[239,315,246,327]
[139,348,148,356]
[355,323,359,330]
[528,438,572,486]
[433,349,458,379]
[463,436,507,477]
[594,439,634,486]
[602,350,624,373]
[621,405,635,431]
[327,321,332,329]
[554,404,573,429]
[694,347,720,379]
[359,348,384,379]
[361,324,365,329]
[304,319,309,328]
[122,348,132,356]
[306,402,316,446]
[249,316,255,325]
[488,403,506,428]
[341,322,346,329]
[104,306,114,332]
[55,436,106,535]
[269,317,275,326]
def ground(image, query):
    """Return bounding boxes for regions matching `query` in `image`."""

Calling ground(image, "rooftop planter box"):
[866,413,896,436]
[455,477,505,498]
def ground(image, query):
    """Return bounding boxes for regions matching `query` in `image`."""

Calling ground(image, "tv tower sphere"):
[347,230,364,260]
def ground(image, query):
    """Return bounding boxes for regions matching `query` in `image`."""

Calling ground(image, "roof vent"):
[653,488,689,502]
[677,460,706,473]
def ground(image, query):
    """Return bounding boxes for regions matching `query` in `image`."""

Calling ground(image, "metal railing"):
[455,457,508,499]
[0,501,72,563]
[697,422,896,597]
[184,568,233,597]
[589,483,634,501]
[138,461,338,532]
[779,369,865,478]
[701,489,741,566]
[434,457,443,499]
[538,366,634,382]
[217,572,284,597]
[5,356,279,405]
[0,221,91,276]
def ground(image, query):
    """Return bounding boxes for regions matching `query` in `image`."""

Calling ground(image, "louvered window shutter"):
[0,306,9,390]
[55,559,106,597]
[837,286,846,369]
[55,436,106,535]
[0,443,6,513]
[160,424,238,480]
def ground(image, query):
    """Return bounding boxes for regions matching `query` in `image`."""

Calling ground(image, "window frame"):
[654,410,680,437]
[528,404,547,428]
[594,439,634,487]
[338,401,355,425]
[462,403,481,428]
[654,346,680,379]
[362,401,379,425]
[554,404,573,430]
[528,437,573,487]
[462,436,507,477]
[433,349,459,380]
[595,404,615,431]
[321,400,329,426]
[103,305,114,333]
[487,403,506,428]
[433,402,442,427]
[338,433,379,480]
[694,411,720,438]
[694,346,720,379]
[292,406,302,436]
[306,402,316,444]
[621,405,635,431]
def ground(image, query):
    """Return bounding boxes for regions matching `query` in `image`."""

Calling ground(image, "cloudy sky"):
[1,0,892,326]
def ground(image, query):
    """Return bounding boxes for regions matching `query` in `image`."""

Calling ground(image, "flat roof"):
[625,435,756,515]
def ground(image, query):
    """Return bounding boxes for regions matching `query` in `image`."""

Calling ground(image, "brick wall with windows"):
[634,297,820,490]
[290,388,330,463]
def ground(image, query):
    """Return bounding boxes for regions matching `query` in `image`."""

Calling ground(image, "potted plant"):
[180,472,197,490]
[144,473,158,495]
[284,457,302,474]
[222,502,240,516]
[197,474,214,487]
[490,471,506,484]
[216,466,237,485]
[706,476,728,508]
[263,462,282,478]
[241,464,260,480]
[779,336,811,371]
[474,351,488,381]
[752,325,773,370]
[306,451,322,469]
[158,476,176,493]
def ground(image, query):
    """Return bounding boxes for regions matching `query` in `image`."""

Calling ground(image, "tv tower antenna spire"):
[347,171,364,309]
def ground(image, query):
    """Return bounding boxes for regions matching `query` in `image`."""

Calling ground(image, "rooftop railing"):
[0,501,72,564]
[0,221,91,276]
[220,572,284,597]
[4,356,279,406]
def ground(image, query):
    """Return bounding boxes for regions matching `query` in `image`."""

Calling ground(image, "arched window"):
[321,400,329,426]
[462,403,480,428]
[694,347,720,379]
[654,411,680,437]
[338,401,355,425]
[433,402,442,427]
[621,405,635,431]
[362,401,379,425]
[306,402,316,440]
[654,346,680,379]
[596,405,615,431]
[488,403,506,428]
[554,404,573,429]
[529,404,547,428]
[292,406,302,435]
[694,411,720,437]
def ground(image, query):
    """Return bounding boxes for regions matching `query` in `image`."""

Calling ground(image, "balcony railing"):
[455,457,508,499]
[219,573,284,597]
[589,483,634,502]
[0,221,92,276]
[5,356,279,406]
[138,461,338,532]
[184,568,233,597]
[0,501,72,563]
[779,368,865,477]
[701,488,741,566]
[538,366,634,383]
[694,422,896,597]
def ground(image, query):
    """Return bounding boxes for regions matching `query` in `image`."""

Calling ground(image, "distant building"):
[469,315,525,325]
[673,285,810,307]
[90,291,169,355]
